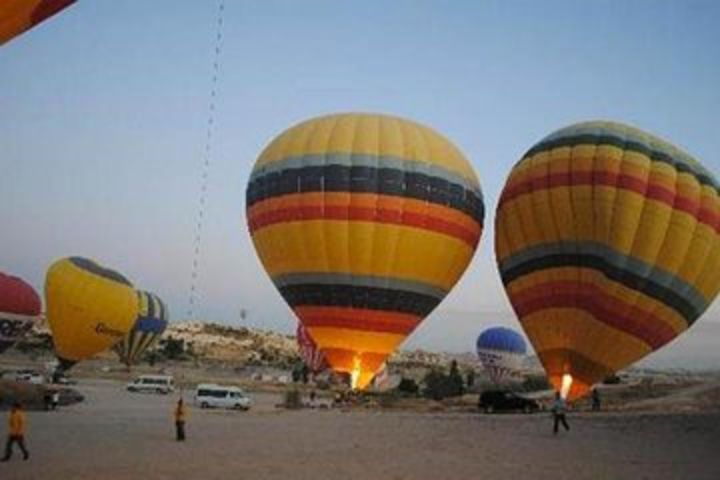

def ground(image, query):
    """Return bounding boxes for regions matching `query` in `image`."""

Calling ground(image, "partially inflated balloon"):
[247,113,484,389]
[496,121,720,400]
[45,257,138,369]
[0,0,75,46]
[476,327,527,384]
[0,272,41,354]
[114,291,169,368]
[296,322,328,374]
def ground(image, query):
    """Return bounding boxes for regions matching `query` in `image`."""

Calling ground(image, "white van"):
[195,384,252,410]
[126,375,174,394]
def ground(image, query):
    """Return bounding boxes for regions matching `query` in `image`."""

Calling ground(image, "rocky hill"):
[24,319,481,372]
[161,321,478,371]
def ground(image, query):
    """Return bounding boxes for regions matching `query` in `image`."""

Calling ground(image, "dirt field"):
[0,379,717,480]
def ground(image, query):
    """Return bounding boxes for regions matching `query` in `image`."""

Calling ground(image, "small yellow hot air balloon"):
[113,291,169,369]
[247,113,484,389]
[45,257,138,369]
[496,121,720,400]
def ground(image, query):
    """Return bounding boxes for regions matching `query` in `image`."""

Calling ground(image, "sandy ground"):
[0,380,717,480]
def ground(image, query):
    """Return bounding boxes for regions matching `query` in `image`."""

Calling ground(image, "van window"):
[198,389,227,398]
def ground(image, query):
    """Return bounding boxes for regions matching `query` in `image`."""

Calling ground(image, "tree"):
[465,371,475,389]
[159,337,186,360]
[397,377,419,396]
[448,360,465,396]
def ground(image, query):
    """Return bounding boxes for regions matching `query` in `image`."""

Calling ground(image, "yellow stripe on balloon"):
[254,113,479,188]
[251,220,475,290]
[306,326,406,355]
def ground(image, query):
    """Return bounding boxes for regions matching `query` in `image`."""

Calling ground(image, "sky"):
[2,1,720,368]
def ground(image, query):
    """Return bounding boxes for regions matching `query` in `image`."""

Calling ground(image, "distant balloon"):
[45,257,138,369]
[296,322,327,374]
[0,272,41,354]
[476,327,527,384]
[114,291,169,368]
[496,121,720,400]
[0,0,76,46]
[247,113,484,389]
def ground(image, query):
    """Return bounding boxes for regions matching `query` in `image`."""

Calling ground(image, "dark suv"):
[478,390,540,414]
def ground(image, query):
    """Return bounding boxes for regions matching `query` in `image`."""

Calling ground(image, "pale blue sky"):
[2,1,720,365]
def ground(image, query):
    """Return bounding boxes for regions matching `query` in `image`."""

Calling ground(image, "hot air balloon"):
[45,257,138,370]
[296,322,328,374]
[496,121,720,400]
[0,0,76,46]
[476,327,527,384]
[0,272,41,354]
[114,291,169,369]
[247,113,484,390]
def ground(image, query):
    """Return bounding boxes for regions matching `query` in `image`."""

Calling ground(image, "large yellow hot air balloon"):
[247,113,484,389]
[496,121,720,400]
[45,257,138,369]
[0,0,76,46]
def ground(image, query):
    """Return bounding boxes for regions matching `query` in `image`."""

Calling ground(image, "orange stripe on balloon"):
[294,306,420,335]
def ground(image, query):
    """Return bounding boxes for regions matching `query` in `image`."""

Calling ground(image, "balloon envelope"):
[496,121,720,399]
[476,327,526,383]
[0,272,41,354]
[114,291,169,367]
[45,257,138,368]
[247,113,484,389]
[0,0,75,46]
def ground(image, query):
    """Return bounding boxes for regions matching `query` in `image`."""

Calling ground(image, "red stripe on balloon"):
[295,306,420,335]
[500,171,720,231]
[510,281,677,350]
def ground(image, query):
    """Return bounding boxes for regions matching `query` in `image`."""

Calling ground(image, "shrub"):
[283,388,303,409]
[397,377,419,396]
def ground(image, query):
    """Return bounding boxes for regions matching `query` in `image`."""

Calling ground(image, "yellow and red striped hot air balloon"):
[247,113,484,390]
[0,0,76,46]
[496,121,720,400]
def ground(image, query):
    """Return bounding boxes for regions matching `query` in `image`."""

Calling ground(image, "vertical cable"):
[188,1,225,319]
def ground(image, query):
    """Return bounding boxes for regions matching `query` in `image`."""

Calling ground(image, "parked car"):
[15,369,46,385]
[126,375,174,394]
[195,384,252,410]
[478,390,540,414]
[54,373,77,385]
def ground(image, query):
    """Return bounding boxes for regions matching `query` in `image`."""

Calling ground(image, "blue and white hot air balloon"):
[476,327,527,384]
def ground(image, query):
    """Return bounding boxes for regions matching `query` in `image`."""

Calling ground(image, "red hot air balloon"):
[0,272,42,354]
[0,0,76,46]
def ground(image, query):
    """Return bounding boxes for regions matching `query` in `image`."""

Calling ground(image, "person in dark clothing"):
[591,388,601,411]
[2,403,29,461]
[552,392,570,435]
[174,398,186,441]
[43,392,52,411]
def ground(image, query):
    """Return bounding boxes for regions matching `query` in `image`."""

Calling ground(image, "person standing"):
[591,388,601,412]
[174,398,187,441]
[1,402,29,461]
[552,392,570,435]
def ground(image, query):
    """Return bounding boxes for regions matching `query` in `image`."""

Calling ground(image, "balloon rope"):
[188,1,225,320]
